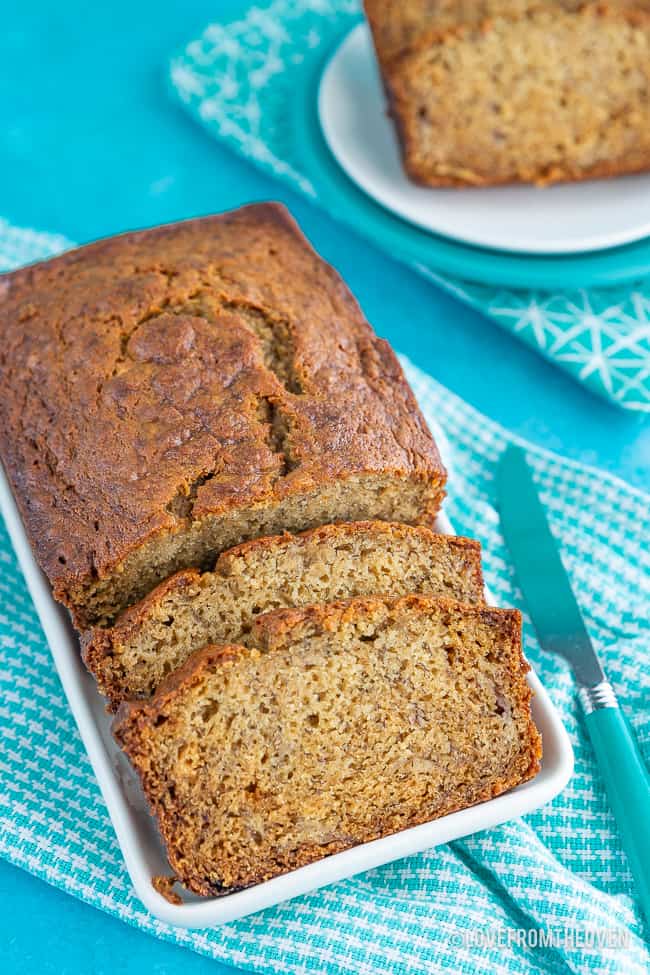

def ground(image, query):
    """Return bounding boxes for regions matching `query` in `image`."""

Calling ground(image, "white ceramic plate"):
[0,458,573,928]
[319,24,650,256]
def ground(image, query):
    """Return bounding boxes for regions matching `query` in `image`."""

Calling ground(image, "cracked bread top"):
[0,203,445,626]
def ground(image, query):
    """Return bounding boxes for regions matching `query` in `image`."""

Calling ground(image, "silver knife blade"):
[496,445,605,688]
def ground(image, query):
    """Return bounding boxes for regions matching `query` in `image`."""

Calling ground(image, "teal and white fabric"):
[0,221,648,974]
[168,0,650,414]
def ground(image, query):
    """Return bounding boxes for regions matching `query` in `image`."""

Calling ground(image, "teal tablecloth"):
[1,221,649,974]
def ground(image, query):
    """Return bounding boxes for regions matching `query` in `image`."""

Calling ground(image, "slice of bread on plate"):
[365,1,650,187]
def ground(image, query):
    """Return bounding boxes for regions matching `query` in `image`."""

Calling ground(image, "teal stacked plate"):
[294,25,650,291]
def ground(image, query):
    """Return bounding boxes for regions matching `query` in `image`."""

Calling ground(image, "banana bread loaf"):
[365,1,650,187]
[115,594,542,895]
[0,203,445,627]
[83,521,484,710]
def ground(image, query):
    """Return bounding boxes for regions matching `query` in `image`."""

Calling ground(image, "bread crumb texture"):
[115,594,542,895]
[84,521,484,710]
[365,1,650,186]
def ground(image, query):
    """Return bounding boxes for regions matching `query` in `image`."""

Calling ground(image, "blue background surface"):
[0,1,648,972]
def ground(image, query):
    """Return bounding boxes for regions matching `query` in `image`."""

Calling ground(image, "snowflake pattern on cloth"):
[168,0,650,413]
[0,219,649,974]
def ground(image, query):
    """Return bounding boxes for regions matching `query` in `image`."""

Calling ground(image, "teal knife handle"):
[582,687,650,928]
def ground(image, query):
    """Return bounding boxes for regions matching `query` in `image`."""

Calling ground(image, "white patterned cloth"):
[0,220,648,974]
[168,0,650,413]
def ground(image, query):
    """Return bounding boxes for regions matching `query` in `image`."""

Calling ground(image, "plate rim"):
[293,22,650,289]
[0,458,574,929]
[319,23,650,257]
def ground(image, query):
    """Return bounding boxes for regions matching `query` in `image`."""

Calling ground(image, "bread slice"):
[83,521,484,710]
[114,594,541,896]
[0,203,445,628]
[365,1,650,187]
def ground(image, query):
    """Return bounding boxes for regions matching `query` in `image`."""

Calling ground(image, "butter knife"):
[496,444,650,926]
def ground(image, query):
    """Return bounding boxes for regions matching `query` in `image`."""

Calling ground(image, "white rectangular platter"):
[0,462,574,929]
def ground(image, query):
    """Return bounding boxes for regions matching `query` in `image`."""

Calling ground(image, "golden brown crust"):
[151,874,183,905]
[0,203,445,625]
[366,1,650,187]
[401,154,650,190]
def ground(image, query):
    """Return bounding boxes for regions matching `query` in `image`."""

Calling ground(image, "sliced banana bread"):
[365,1,650,187]
[0,203,445,628]
[83,521,483,710]
[115,594,542,896]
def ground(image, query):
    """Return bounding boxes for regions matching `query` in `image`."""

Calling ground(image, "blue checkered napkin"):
[0,220,649,974]
[168,0,650,414]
